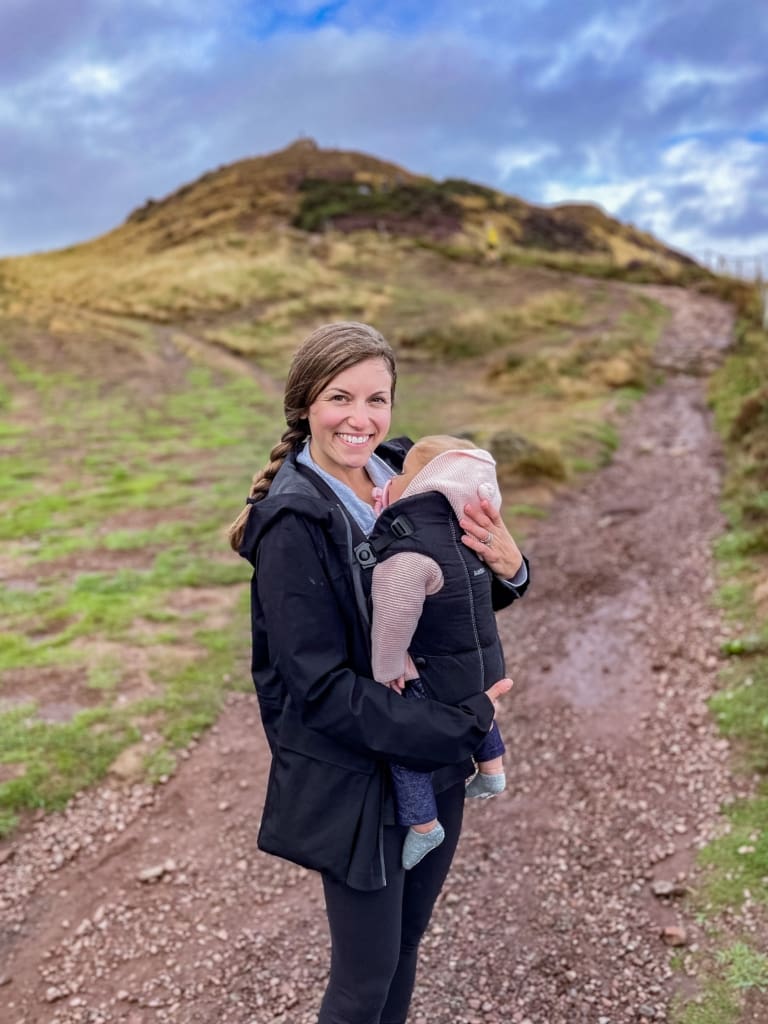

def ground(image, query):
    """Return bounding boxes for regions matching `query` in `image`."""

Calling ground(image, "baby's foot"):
[402,822,445,869]
[465,771,506,799]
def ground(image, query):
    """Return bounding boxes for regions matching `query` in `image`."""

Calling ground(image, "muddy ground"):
[1,288,761,1024]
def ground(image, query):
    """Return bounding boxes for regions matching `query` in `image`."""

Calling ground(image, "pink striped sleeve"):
[371,552,444,683]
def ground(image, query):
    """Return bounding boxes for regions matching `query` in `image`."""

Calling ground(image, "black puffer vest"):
[365,491,505,705]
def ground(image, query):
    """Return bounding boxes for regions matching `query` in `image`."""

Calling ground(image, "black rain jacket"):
[239,440,527,890]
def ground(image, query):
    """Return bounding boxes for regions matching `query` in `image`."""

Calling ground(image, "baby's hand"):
[386,675,406,694]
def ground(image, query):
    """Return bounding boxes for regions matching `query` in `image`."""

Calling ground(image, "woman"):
[228,322,528,1024]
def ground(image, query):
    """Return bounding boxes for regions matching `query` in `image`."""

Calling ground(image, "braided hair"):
[228,322,397,551]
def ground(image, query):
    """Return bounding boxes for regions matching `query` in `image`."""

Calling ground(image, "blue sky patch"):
[0,0,765,258]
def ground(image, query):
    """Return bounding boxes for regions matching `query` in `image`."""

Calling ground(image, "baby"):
[369,435,508,869]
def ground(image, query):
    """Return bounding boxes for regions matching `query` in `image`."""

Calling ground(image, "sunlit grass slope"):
[0,139,678,836]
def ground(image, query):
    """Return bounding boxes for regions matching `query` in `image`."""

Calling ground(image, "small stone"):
[138,864,167,883]
[661,925,688,947]
[651,880,687,898]
[45,986,66,1003]
[108,744,150,781]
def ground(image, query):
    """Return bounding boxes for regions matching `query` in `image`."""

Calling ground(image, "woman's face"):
[306,357,393,480]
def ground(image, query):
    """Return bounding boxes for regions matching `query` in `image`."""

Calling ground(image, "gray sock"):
[465,771,506,799]
[402,822,445,870]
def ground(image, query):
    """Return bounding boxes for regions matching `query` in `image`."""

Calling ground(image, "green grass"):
[673,981,739,1024]
[0,704,141,833]
[0,344,269,835]
[697,793,768,909]
[673,979,740,1024]
[667,312,768,1024]
[703,318,768,791]
[718,942,768,992]
[672,943,768,1024]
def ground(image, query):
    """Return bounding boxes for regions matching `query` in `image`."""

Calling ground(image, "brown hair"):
[228,321,397,551]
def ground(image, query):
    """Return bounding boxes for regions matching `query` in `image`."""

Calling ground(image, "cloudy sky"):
[2,0,767,262]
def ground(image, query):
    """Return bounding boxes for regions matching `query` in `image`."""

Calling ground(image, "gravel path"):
[0,288,752,1024]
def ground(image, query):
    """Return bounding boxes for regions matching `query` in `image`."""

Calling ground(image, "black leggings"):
[318,781,465,1024]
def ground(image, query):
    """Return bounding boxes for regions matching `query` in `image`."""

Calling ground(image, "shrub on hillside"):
[292,179,463,238]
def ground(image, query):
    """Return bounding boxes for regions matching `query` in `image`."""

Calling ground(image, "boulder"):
[489,430,566,481]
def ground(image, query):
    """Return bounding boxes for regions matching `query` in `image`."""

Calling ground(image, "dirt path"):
[0,289,754,1024]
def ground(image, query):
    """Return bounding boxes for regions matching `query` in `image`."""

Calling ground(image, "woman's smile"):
[337,432,373,446]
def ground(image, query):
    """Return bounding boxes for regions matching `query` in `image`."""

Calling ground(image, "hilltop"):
[113,137,693,269]
[0,137,710,407]
[14,137,694,270]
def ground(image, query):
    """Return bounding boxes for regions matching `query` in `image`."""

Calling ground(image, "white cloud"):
[660,136,758,217]
[69,63,124,95]
[494,143,559,181]
[541,180,641,210]
[644,62,763,112]
[534,7,649,88]
[539,135,768,257]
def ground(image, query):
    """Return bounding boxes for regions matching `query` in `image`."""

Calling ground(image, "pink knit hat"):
[382,448,501,521]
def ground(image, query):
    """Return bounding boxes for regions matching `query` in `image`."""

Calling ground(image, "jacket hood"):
[238,456,337,565]
[400,448,501,522]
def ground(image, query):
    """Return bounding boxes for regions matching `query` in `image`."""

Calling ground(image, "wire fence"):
[696,251,768,327]
[696,250,768,282]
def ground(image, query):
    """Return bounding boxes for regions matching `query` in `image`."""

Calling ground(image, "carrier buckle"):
[390,514,414,539]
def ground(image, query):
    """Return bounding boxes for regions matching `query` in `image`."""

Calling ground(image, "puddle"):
[532,579,657,733]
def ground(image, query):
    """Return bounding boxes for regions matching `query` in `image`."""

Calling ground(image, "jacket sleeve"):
[255,514,495,773]
[491,555,531,610]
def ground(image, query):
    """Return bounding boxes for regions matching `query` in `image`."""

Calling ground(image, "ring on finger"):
[483,531,493,546]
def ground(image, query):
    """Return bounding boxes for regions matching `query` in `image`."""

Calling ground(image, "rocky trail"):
[0,288,758,1024]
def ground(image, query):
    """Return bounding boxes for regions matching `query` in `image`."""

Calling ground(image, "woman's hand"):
[460,500,523,580]
[485,677,514,715]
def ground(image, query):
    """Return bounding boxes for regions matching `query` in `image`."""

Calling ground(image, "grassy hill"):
[1,138,696,329]
[0,139,707,834]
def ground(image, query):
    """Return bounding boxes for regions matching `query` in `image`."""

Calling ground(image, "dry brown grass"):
[0,140,680,521]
